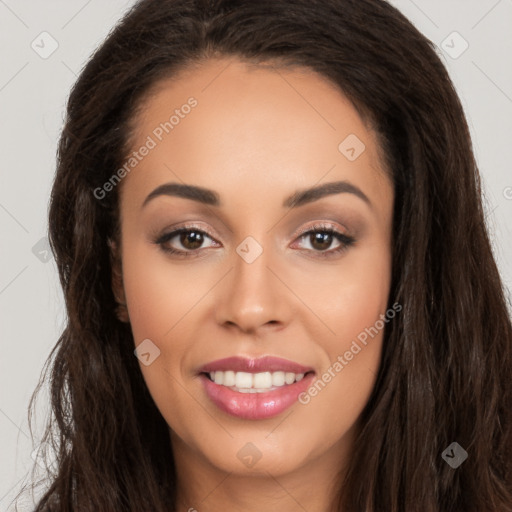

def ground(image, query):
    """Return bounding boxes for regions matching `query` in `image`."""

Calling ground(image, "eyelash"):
[154,222,355,259]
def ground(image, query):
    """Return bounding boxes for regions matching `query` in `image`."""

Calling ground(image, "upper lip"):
[198,356,314,374]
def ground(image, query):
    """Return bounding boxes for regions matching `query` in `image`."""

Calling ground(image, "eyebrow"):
[142,180,372,210]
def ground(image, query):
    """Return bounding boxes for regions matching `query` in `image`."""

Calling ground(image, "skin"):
[112,56,394,512]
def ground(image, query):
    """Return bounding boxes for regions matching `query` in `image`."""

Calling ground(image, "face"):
[113,56,394,481]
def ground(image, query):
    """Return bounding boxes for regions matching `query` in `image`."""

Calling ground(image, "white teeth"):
[285,372,296,385]
[223,370,236,387]
[272,371,285,387]
[253,371,272,389]
[235,371,253,389]
[207,370,307,390]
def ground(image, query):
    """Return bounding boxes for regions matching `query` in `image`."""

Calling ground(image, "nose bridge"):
[215,234,287,332]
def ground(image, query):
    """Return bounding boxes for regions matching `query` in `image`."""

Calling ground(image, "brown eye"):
[179,230,204,250]
[155,226,219,257]
[309,231,335,251]
[293,224,356,258]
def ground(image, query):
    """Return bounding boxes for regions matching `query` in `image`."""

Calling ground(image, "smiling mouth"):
[197,355,316,419]
[201,370,315,393]
[199,369,316,420]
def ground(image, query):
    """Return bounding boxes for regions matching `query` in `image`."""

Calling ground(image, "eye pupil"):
[311,232,332,251]
[181,230,203,249]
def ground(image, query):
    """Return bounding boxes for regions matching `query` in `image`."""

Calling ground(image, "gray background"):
[1,0,511,509]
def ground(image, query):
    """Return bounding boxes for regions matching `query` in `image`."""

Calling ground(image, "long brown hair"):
[18,0,512,510]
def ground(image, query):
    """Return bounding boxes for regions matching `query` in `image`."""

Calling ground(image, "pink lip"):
[197,356,315,420]
[198,356,313,374]
[200,373,315,420]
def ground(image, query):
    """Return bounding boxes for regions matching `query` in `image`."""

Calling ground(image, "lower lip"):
[199,373,315,420]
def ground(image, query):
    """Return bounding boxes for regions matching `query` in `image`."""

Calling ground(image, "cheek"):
[121,238,207,346]
[290,237,392,350]
[291,241,392,427]
[325,253,391,349]
[120,241,204,433]
[120,236,224,407]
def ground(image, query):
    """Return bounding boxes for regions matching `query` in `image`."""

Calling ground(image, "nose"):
[214,238,291,335]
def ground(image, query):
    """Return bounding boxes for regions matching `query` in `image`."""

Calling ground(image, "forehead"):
[120,56,391,211]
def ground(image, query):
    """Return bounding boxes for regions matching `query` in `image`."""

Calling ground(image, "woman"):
[23,0,512,510]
